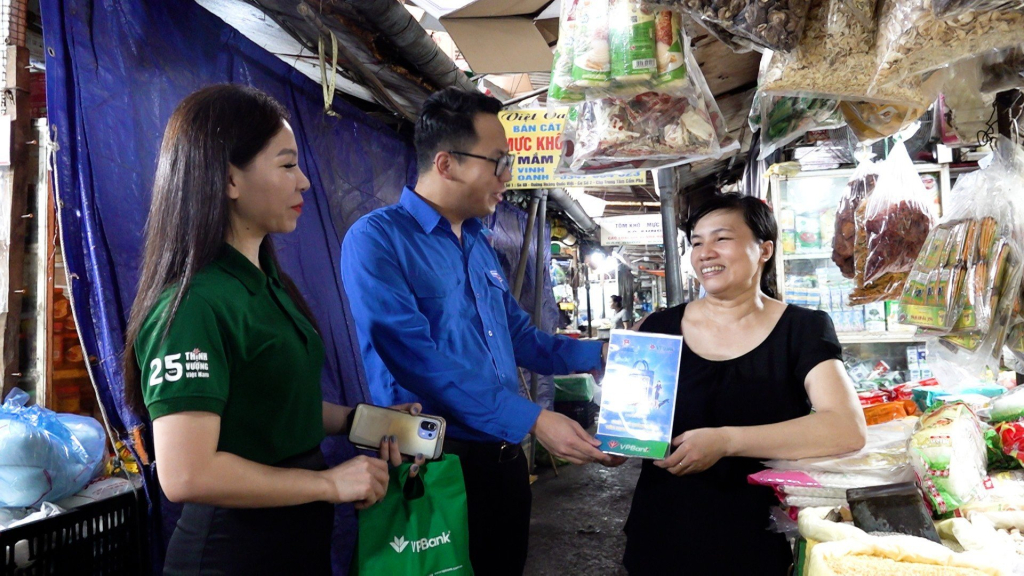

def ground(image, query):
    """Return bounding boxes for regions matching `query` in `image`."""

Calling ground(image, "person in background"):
[341,87,623,576]
[610,295,630,329]
[623,193,867,575]
[122,84,420,575]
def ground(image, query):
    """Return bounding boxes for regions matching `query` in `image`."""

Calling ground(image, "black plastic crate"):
[2,489,146,575]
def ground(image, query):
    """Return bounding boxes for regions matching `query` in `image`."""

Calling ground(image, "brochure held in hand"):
[595,330,683,458]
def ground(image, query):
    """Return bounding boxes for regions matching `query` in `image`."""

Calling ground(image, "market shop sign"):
[498,108,646,190]
[597,214,664,246]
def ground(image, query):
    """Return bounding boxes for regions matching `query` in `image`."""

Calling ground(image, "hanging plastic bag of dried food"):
[558,91,720,173]
[557,33,729,174]
[861,142,934,285]
[642,0,813,53]
[897,153,1006,335]
[927,137,1024,383]
[832,151,879,279]
[753,54,845,159]
[936,55,997,147]
[759,0,942,109]
[840,100,930,145]
[981,44,1024,94]
[573,0,613,90]
[870,0,1024,94]
[549,0,586,107]
[757,96,843,158]
[947,139,1024,347]
[846,174,907,305]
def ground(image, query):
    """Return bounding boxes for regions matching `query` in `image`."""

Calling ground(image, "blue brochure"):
[595,330,683,459]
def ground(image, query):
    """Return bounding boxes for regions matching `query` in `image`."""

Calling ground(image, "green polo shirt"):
[136,244,326,465]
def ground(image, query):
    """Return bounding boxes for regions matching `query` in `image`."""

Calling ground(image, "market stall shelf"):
[838,332,927,344]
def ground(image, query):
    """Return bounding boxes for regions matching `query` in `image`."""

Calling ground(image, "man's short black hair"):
[414,87,503,175]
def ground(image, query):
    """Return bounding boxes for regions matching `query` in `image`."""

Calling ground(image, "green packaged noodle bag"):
[609,0,656,85]
[572,0,612,88]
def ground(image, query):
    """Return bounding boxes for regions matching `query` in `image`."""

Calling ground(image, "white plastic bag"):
[909,402,988,516]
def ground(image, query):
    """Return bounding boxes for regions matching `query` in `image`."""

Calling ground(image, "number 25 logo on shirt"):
[149,348,211,386]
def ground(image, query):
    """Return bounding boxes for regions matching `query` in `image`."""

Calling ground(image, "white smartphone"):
[348,403,446,461]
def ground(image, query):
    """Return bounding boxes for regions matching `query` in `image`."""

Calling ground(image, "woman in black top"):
[622,194,867,575]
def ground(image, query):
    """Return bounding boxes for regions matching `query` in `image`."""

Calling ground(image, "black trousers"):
[445,440,532,576]
[162,448,333,576]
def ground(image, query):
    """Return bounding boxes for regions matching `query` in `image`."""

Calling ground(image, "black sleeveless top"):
[622,303,842,576]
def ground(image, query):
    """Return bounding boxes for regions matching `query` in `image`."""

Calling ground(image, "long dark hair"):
[683,193,779,299]
[123,84,318,417]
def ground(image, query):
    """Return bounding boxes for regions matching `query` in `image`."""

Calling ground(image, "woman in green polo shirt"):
[122,84,418,575]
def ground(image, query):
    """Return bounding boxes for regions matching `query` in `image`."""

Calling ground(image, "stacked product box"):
[818,285,866,333]
[906,344,933,382]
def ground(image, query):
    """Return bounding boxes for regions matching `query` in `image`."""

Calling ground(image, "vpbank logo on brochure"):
[599,437,663,456]
[596,330,683,459]
[389,531,453,554]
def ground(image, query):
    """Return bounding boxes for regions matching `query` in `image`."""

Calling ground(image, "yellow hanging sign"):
[498,108,646,190]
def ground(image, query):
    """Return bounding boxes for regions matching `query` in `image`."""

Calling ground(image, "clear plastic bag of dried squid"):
[556,33,731,174]
[642,0,813,53]
[851,142,935,306]
[842,156,906,306]
[832,151,879,281]
[870,0,1024,94]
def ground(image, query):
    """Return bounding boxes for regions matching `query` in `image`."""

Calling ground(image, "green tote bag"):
[353,454,473,576]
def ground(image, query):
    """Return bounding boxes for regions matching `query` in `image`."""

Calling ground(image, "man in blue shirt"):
[341,88,619,575]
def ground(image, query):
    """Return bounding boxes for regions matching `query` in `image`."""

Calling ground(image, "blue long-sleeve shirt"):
[341,187,603,443]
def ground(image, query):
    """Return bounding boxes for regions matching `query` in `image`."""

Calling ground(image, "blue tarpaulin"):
[40,0,556,572]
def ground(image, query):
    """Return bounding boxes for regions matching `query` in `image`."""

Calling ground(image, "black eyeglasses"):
[448,150,515,177]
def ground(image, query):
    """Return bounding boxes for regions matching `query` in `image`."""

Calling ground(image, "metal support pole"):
[656,168,684,307]
[529,189,548,472]
[512,194,541,301]
[585,265,593,337]
[619,264,634,328]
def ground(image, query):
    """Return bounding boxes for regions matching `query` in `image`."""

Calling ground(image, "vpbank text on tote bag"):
[353,454,473,576]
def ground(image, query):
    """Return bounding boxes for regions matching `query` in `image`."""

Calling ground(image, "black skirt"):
[162,447,334,576]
